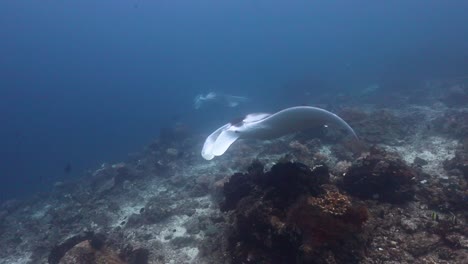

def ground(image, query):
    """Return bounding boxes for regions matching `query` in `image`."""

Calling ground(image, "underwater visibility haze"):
[0,1,468,263]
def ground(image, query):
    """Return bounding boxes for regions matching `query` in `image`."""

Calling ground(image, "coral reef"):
[221,161,369,263]
[1,88,468,263]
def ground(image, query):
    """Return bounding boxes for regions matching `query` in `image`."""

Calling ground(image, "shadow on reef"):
[221,161,369,264]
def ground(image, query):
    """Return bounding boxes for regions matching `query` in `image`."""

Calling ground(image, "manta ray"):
[201,106,357,160]
[194,92,249,109]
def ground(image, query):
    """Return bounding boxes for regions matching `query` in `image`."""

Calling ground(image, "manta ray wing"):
[211,129,241,157]
[201,123,231,160]
[257,106,358,139]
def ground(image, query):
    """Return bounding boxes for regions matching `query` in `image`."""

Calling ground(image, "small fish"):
[448,212,458,225]
[431,211,439,222]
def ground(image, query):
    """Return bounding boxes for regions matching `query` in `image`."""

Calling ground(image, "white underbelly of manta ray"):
[201,106,358,160]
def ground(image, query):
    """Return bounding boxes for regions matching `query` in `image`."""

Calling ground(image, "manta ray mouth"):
[201,106,358,160]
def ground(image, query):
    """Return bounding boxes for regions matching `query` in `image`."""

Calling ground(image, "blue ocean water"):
[1,0,468,201]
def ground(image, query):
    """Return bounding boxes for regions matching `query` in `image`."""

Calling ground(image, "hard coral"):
[288,195,368,261]
[341,148,418,203]
[307,190,351,216]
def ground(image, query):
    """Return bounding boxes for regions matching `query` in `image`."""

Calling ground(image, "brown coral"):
[307,190,351,216]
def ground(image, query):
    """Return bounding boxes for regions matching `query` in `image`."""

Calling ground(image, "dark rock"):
[128,248,149,264]
[59,241,95,264]
[142,198,172,224]
[48,232,95,264]
[120,245,149,264]
[58,240,125,264]
[342,148,417,203]
[413,157,428,166]
[184,218,201,235]
[125,213,144,228]
[204,225,218,237]
[126,196,173,228]
[170,236,196,249]
[90,233,106,250]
